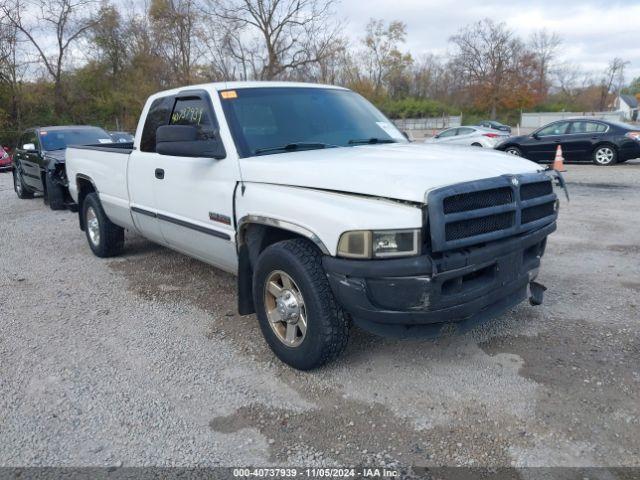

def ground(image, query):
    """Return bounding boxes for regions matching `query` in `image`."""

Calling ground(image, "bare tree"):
[360,19,412,96]
[150,0,202,85]
[90,3,129,77]
[599,57,629,111]
[529,29,561,101]
[0,0,99,116]
[449,19,528,119]
[207,0,342,80]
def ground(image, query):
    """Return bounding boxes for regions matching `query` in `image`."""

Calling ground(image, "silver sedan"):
[425,126,510,148]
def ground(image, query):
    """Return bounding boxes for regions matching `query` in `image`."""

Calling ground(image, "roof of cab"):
[147,81,348,101]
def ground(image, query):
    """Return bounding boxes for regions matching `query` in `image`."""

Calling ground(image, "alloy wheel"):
[595,147,614,165]
[263,270,307,347]
[86,206,100,246]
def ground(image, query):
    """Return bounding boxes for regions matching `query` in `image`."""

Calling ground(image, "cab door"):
[128,95,175,246]
[152,91,240,273]
[18,130,44,190]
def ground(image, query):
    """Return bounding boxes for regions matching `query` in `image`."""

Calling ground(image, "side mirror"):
[156,125,226,159]
[401,130,410,140]
[532,133,540,140]
[22,143,37,152]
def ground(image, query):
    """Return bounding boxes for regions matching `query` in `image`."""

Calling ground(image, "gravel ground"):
[0,162,639,469]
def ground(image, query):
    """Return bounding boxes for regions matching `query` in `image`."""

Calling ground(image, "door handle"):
[155,168,164,179]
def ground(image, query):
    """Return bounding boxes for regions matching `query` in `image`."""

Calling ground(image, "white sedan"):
[425,126,510,148]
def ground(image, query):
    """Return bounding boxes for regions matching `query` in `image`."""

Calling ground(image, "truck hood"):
[239,143,542,203]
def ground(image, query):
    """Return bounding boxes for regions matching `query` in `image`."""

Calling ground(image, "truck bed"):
[65,143,133,229]
[68,142,134,154]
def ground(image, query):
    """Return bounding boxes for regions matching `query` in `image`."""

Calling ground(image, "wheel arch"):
[76,174,98,231]
[592,141,618,154]
[235,216,329,316]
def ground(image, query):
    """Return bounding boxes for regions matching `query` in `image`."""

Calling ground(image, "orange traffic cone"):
[553,145,566,172]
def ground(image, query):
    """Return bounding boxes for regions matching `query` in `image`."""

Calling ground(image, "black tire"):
[504,146,522,156]
[592,144,617,166]
[82,192,124,257]
[253,238,349,370]
[45,171,66,210]
[13,169,34,199]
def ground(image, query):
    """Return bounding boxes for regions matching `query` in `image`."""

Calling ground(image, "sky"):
[338,0,640,81]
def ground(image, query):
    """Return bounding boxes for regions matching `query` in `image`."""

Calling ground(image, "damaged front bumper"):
[323,222,556,339]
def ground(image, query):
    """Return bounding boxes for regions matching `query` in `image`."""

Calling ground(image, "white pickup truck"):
[66,81,559,370]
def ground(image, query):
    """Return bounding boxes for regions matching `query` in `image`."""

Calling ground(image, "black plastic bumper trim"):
[323,222,556,336]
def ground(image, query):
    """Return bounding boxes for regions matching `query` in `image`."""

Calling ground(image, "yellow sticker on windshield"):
[221,90,238,99]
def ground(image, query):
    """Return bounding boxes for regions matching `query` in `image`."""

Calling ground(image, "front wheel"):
[13,169,34,199]
[253,239,350,370]
[592,145,617,166]
[82,192,124,257]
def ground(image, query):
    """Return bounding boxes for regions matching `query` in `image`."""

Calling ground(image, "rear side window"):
[169,97,218,140]
[141,96,174,152]
[571,121,607,134]
[458,127,475,135]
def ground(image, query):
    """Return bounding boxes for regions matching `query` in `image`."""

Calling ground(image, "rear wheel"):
[82,192,124,257]
[45,171,66,210]
[504,146,522,156]
[253,238,350,370]
[13,169,34,199]
[471,142,483,147]
[592,145,617,166]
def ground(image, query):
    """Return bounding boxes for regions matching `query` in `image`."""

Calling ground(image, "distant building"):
[617,94,639,121]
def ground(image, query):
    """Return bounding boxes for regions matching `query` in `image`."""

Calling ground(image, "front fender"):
[235,183,424,256]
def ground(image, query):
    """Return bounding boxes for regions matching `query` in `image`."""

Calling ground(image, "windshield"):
[40,127,113,151]
[219,87,407,157]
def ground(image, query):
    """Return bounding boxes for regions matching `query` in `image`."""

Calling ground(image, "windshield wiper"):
[254,142,337,156]
[348,138,397,145]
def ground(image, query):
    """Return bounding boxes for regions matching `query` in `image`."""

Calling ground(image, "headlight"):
[337,229,421,259]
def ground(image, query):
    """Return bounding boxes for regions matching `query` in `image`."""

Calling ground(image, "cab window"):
[169,97,218,141]
[537,122,570,136]
[141,96,174,152]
